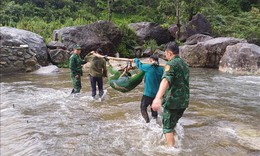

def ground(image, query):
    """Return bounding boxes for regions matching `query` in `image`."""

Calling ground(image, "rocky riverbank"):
[1,17,259,75]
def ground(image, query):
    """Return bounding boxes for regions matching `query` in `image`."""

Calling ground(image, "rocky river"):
[1,67,260,156]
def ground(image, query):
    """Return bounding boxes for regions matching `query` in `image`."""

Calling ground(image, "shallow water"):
[1,68,260,156]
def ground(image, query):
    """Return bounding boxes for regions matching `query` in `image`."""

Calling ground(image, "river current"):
[1,68,260,156]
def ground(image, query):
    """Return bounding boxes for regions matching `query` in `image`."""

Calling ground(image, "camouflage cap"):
[73,44,82,50]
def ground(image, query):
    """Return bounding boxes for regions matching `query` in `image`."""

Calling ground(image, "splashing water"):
[1,68,260,156]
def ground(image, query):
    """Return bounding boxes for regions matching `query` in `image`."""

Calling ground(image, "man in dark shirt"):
[84,48,107,99]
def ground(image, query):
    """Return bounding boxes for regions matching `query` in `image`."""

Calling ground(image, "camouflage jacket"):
[69,53,85,76]
[162,55,190,109]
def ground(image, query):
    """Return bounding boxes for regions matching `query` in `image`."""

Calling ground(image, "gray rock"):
[47,41,66,50]
[219,43,260,75]
[247,38,260,46]
[8,56,18,61]
[143,48,153,56]
[14,61,24,67]
[132,46,143,58]
[169,14,212,42]
[153,49,166,60]
[168,24,189,41]
[0,61,8,65]
[25,67,34,72]
[0,57,9,64]
[54,20,122,57]
[18,57,25,61]
[186,14,212,38]
[0,54,8,57]
[0,46,40,73]
[128,22,171,45]
[33,65,59,74]
[0,27,48,65]
[184,34,213,45]
[24,53,32,59]
[17,52,23,56]
[25,58,37,66]
[180,37,246,68]
[48,49,70,64]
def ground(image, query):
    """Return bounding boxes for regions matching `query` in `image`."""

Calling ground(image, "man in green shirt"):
[152,42,189,147]
[84,48,107,99]
[69,44,85,94]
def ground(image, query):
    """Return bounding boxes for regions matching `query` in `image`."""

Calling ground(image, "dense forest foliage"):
[1,0,259,46]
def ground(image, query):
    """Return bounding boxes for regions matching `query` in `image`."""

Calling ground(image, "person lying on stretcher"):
[111,65,136,81]
[119,66,132,78]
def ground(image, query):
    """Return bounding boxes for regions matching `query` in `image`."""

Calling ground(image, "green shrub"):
[116,42,130,58]
[143,39,158,52]
[116,23,138,58]
[57,60,69,68]
[0,0,259,59]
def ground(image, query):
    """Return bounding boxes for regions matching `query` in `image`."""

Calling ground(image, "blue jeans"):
[90,76,104,97]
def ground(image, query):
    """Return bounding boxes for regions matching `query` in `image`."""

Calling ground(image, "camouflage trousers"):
[162,108,185,133]
[71,74,82,94]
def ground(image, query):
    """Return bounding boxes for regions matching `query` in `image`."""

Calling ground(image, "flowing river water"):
[1,67,260,156]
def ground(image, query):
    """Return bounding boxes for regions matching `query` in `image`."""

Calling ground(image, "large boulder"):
[219,43,260,75]
[128,22,171,45]
[0,46,40,73]
[186,14,212,38]
[180,37,246,68]
[169,14,212,42]
[0,27,48,66]
[54,20,122,57]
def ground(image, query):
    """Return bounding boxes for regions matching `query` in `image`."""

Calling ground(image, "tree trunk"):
[107,0,112,21]
[176,0,181,41]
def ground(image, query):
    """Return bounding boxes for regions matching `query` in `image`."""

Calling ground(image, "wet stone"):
[24,53,32,59]
[25,59,37,66]
[0,48,9,55]
[25,67,33,72]
[0,54,9,57]
[0,57,10,62]
[0,61,7,65]
[26,50,36,56]
[17,52,24,56]
[18,57,25,61]
[14,61,24,67]
[8,56,18,61]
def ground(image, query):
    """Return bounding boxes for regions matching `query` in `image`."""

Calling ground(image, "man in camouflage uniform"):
[69,44,85,94]
[84,48,107,99]
[152,42,189,147]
